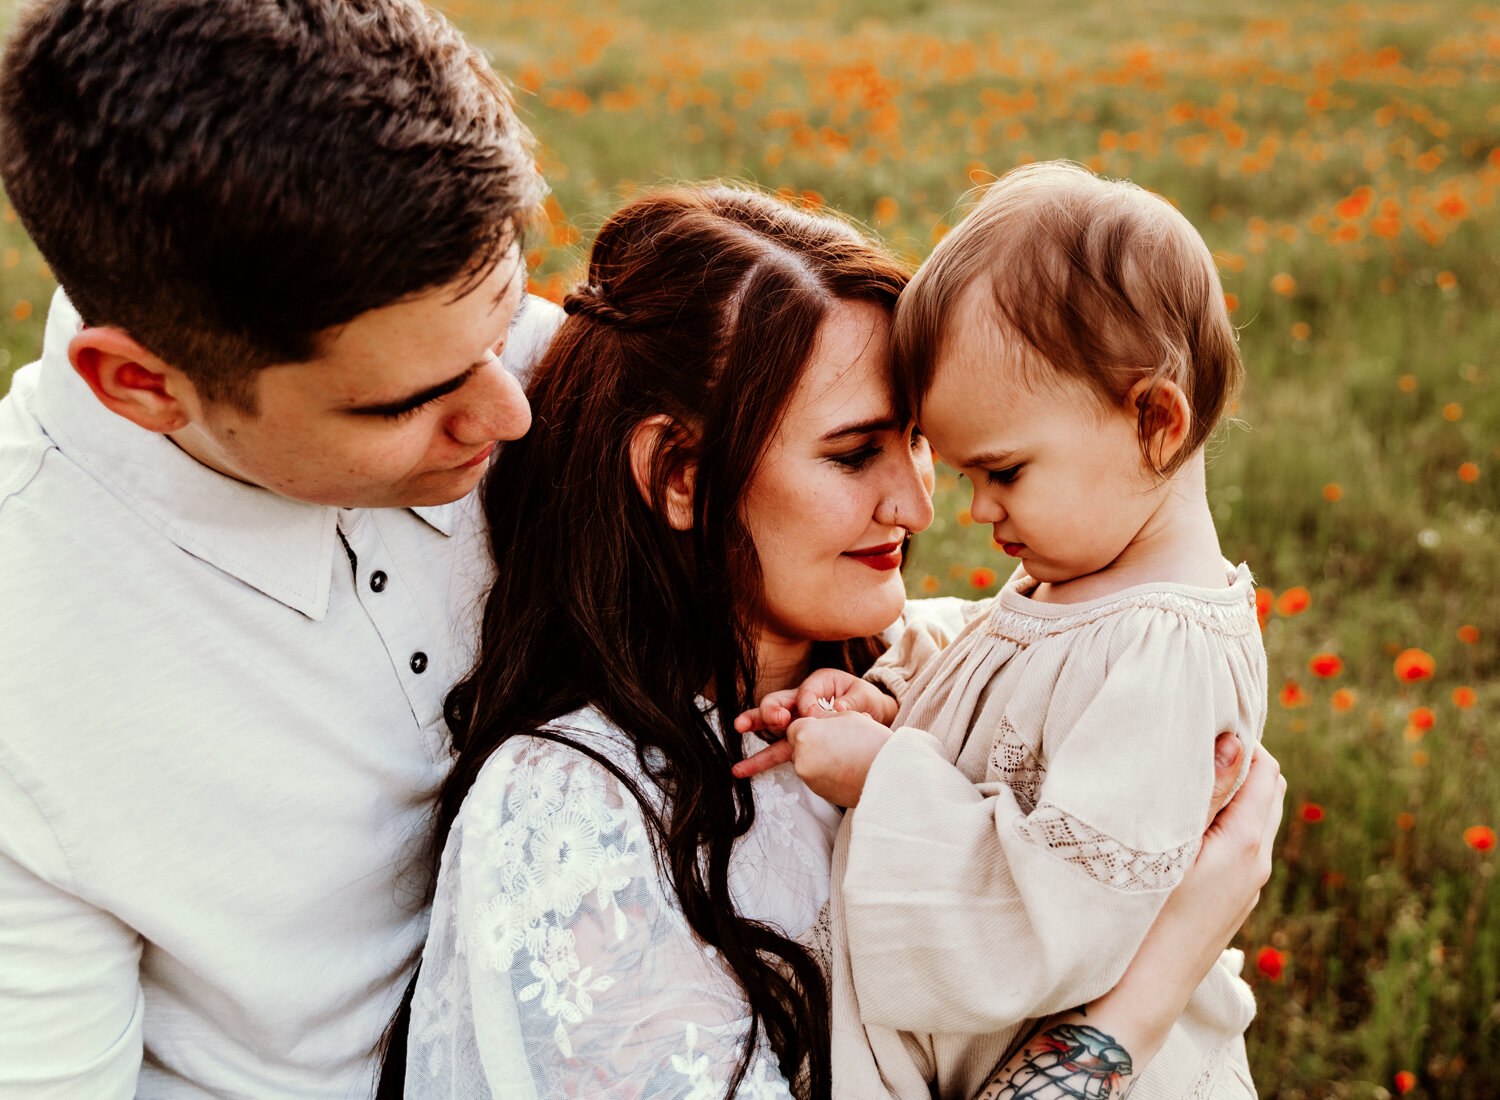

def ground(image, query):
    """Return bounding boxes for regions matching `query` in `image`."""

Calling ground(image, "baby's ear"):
[1124,376,1192,472]
[628,414,697,530]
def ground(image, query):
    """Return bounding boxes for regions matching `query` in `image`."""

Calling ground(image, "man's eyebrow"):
[345,363,483,417]
[820,417,899,442]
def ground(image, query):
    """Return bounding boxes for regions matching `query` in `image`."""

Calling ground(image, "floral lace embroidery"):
[463,744,644,1057]
[987,715,1045,813]
[1013,801,1199,891]
[670,1022,792,1100]
[750,767,826,873]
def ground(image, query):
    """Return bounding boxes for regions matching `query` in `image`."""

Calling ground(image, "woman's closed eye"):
[829,442,883,471]
[985,464,1022,485]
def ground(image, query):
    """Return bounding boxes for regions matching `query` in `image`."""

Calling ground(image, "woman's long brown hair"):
[378,186,908,1098]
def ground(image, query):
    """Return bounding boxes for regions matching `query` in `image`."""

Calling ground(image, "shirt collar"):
[31,288,458,620]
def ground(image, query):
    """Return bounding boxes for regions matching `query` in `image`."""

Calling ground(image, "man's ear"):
[628,414,697,531]
[1124,376,1192,471]
[68,327,199,434]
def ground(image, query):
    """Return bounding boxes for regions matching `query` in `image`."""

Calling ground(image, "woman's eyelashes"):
[828,428,924,472]
[829,442,882,471]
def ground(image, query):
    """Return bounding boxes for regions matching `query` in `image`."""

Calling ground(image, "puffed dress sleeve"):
[843,601,1263,1035]
[405,736,794,1100]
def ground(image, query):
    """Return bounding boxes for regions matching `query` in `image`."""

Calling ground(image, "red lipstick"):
[845,541,903,571]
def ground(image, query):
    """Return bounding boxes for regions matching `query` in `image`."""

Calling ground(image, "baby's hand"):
[733,669,898,779]
[735,668,896,734]
[780,711,894,807]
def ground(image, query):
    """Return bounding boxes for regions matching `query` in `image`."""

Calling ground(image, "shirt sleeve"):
[865,596,992,707]
[0,765,143,1100]
[500,294,565,389]
[405,737,794,1100]
[842,610,1252,1036]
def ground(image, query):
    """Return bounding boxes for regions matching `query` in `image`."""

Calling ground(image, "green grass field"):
[3,1,1497,1095]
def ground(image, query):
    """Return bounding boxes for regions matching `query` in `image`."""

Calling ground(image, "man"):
[0,1,561,1095]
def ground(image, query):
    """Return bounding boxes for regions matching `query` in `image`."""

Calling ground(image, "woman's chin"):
[821,580,908,641]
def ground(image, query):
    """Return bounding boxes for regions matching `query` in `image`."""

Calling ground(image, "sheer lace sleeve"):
[406,734,794,1100]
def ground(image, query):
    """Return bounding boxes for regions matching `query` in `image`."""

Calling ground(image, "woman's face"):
[741,299,935,650]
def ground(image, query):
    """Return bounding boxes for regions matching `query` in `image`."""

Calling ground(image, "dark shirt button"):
[409,651,428,674]
[369,570,388,593]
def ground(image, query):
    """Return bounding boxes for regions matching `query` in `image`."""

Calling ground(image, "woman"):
[385,185,1281,1099]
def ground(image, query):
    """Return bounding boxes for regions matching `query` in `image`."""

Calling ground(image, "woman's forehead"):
[784,301,896,427]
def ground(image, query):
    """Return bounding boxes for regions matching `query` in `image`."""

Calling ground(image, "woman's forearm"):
[974,1014,1139,1100]
[973,944,1200,1100]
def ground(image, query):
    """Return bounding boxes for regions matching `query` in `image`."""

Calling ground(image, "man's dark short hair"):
[0,0,542,410]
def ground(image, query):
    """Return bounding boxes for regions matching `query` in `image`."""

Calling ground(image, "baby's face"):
[920,308,1163,588]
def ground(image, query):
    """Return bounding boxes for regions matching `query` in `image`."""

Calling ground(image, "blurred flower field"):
[2,0,1497,1095]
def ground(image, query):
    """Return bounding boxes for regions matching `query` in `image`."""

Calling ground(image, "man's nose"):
[448,358,532,445]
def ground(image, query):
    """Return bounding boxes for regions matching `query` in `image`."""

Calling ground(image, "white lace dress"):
[404,705,842,1099]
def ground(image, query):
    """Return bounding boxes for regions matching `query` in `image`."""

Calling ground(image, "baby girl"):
[737,161,1268,1099]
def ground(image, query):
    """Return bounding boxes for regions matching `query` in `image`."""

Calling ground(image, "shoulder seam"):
[0,437,54,513]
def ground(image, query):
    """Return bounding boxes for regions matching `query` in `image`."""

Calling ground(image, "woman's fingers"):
[732,739,793,778]
[1210,747,1285,884]
[1205,732,1244,826]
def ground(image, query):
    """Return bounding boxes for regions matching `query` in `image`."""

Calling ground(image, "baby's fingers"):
[734,690,798,733]
[732,740,793,778]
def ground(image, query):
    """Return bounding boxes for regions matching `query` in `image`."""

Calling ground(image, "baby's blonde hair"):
[893,161,1240,475]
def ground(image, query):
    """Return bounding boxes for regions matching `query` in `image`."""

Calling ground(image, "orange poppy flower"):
[1279,682,1307,708]
[1408,706,1435,732]
[1254,946,1286,980]
[1255,589,1273,630]
[1308,653,1342,678]
[1331,689,1357,712]
[1275,587,1310,616]
[1394,1070,1417,1094]
[1457,625,1478,644]
[1452,686,1476,709]
[969,567,996,590]
[1464,826,1496,853]
[1393,649,1435,682]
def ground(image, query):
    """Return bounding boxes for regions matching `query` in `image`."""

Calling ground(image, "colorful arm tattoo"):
[976,1023,1135,1100]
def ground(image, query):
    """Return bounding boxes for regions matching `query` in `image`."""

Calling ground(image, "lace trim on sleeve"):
[1012,801,1200,892]
[988,715,1045,814]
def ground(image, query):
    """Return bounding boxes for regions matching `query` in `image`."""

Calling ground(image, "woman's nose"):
[877,440,936,533]
[447,357,532,445]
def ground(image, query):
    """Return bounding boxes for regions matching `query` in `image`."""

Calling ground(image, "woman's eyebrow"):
[820,417,899,442]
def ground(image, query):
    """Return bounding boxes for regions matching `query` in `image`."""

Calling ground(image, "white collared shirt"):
[0,289,562,1099]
